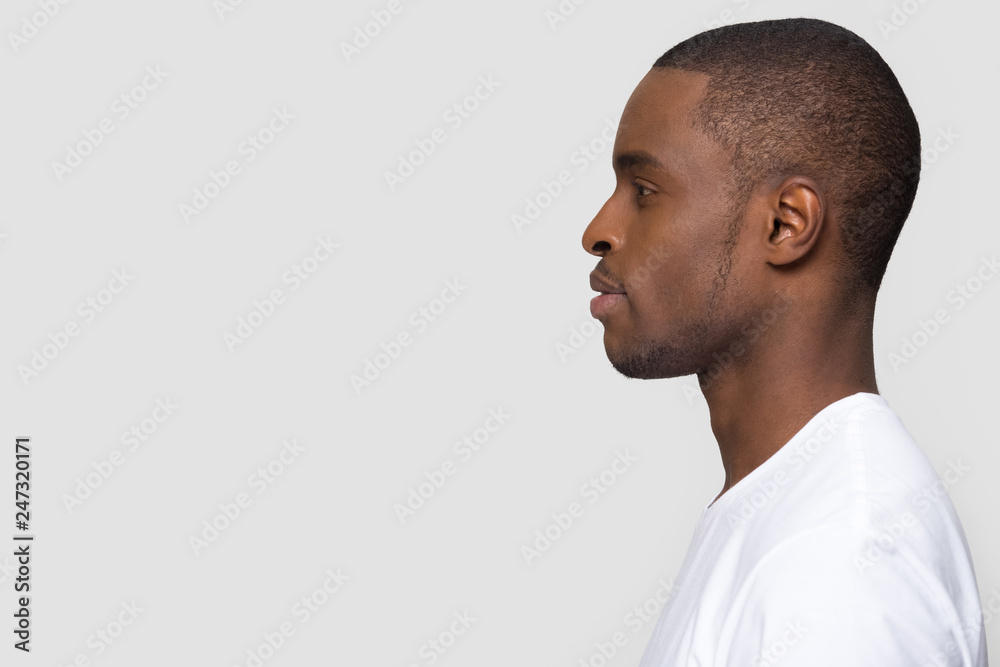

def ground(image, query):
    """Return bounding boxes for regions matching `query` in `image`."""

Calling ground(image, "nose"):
[582,193,624,257]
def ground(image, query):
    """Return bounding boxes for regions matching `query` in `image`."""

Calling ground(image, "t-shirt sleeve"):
[718,522,984,667]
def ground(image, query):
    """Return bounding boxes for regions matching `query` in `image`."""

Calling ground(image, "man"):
[582,18,987,666]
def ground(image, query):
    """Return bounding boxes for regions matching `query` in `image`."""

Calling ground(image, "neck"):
[698,298,878,502]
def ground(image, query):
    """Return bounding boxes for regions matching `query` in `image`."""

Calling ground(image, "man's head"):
[582,18,920,381]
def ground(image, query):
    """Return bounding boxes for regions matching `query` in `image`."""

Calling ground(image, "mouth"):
[589,271,627,319]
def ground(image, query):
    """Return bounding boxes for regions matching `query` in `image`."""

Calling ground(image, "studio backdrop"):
[1,0,997,664]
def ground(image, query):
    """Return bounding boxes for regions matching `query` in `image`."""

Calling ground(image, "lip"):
[590,293,626,318]
[589,271,627,318]
[590,272,626,295]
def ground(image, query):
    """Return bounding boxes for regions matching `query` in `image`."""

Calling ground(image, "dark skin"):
[582,67,879,502]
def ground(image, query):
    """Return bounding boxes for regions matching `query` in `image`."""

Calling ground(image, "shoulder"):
[731,393,954,540]
[718,522,985,666]
[711,394,986,664]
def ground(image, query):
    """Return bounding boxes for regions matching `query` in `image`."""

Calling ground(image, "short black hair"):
[653,18,921,293]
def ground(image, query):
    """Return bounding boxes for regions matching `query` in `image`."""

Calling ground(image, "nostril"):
[592,240,612,253]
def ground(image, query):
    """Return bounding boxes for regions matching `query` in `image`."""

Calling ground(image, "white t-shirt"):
[638,392,988,666]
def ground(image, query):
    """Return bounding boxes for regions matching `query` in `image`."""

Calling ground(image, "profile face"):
[582,68,761,380]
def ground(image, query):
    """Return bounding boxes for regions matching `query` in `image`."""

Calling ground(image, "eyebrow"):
[613,150,666,173]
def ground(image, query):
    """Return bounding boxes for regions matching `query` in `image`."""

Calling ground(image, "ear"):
[763,176,824,267]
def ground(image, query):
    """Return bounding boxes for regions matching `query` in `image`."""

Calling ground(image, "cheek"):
[625,263,678,326]
[621,203,719,314]
[624,224,677,281]
[628,251,716,326]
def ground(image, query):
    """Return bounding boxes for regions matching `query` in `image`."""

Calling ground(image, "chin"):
[605,335,691,380]
[605,346,679,380]
[610,360,665,379]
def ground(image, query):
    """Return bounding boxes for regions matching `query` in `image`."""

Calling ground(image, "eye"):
[632,181,653,199]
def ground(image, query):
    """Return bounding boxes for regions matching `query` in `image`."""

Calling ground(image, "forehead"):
[613,68,722,181]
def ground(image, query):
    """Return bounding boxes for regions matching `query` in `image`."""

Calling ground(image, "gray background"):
[1,0,997,664]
